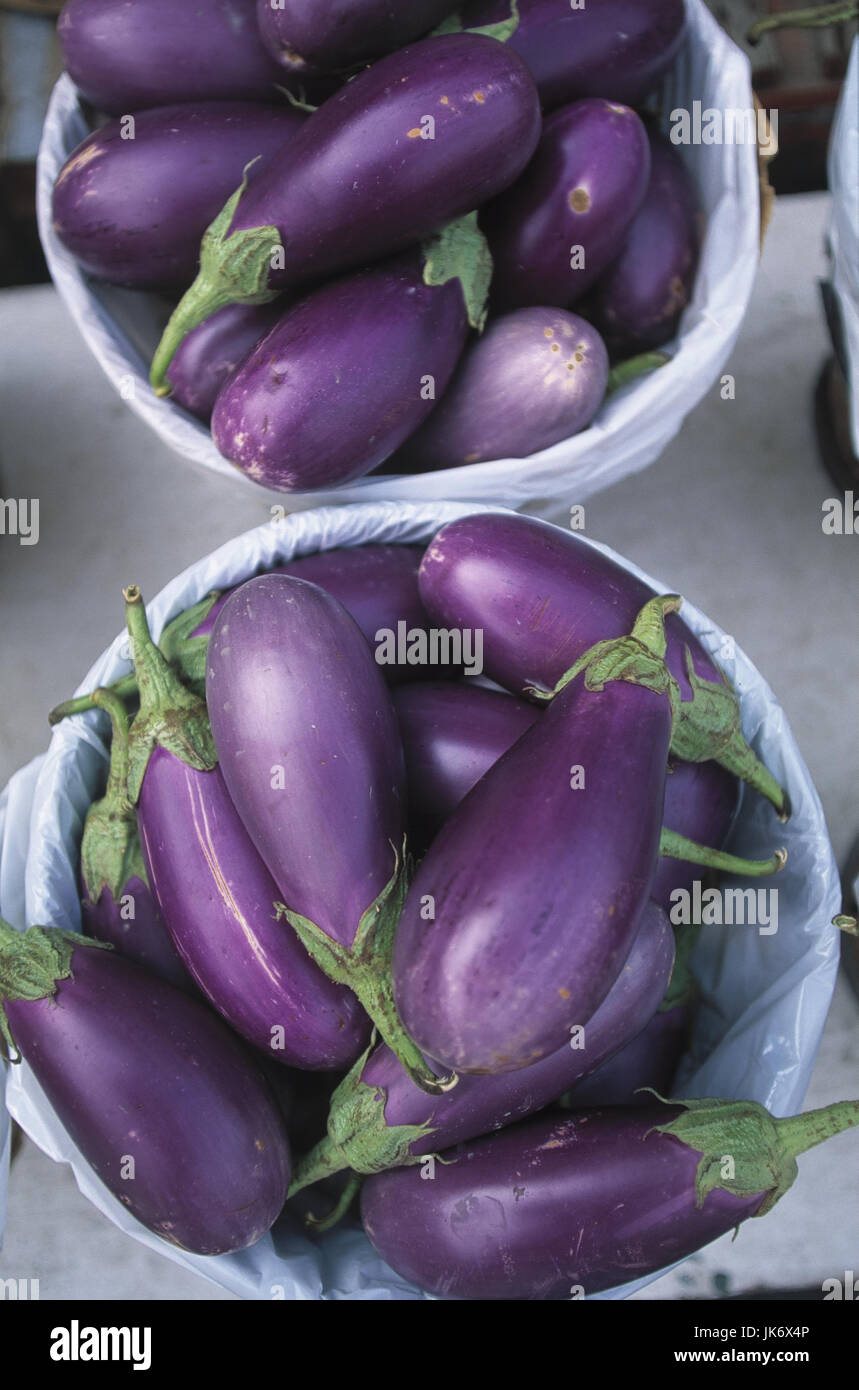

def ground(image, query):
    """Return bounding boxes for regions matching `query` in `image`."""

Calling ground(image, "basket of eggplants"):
[1,501,849,1299]
[38,0,764,510]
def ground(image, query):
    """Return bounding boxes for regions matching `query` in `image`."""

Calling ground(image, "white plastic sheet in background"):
[0,501,841,1298]
[36,0,761,521]
[827,39,859,458]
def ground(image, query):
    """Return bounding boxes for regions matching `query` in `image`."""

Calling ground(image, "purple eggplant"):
[361,1097,859,1299]
[562,919,700,1108]
[79,689,192,992]
[150,33,541,389]
[402,308,609,470]
[48,544,434,725]
[256,0,462,73]
[122,588,370,1071]
[52,103,303,292]
[393,595,786,1075]
[392,599,677,1075]
[460,0,687,111]
[419,513,789,815]
[482,99,651,312]
[58,0,289,113]
[393,681,538,842]
[206,575,444,1093]
[211,216,490,490]
[0,918,290,1255]
[166,302,284,421]
[590,137,701,359]
[289,900,673,1195]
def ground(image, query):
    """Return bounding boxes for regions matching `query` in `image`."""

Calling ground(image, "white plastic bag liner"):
[0,501,841,1298]
[36,0,761,520]
[827,39,859,458]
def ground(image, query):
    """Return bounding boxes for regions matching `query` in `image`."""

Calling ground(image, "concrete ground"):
[0,192,856,1300]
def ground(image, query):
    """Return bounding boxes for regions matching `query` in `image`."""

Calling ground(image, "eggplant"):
[393,681,538,843]
[0,918,290,1255]
[80,689,192,992]
[123,587,370,1071]
[48,544,434,724]
[150,33,542,388]
[166,302,284,421]
[361,1096,859,1299]
[459,0,687,111]
[393,596,786,1076]
[52,103,303,292]
[481,99,651,312]
[59,0,289,113]
[419,513,789,815]
[289,900,674,1194]
[401,308,609,470]
[590,137,701,359]
[562,920,700,1108]
[211,217,490,490]
[256,0,462,73]
[206,575,443,1093]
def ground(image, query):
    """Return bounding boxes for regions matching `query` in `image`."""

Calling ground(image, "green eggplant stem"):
[659,828,786,877]
[834,914,859,936]
[776,1100,859,1162]
[303,1172,364,1233]
[150,175,282,394]
[90,688,130,799]
[748,2,858,43]
[275,844,457,1097]
[288,1136,349,1199]
[49,672,138,726]
[607,352,671,395]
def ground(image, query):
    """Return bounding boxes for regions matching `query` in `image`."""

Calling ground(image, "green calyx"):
[80,689,148,905]
[0,916,111,1061]
[275,842,456,1096]
[434,0,520,42]
[652,1094,859,1217]
[748,2,858,44]
[530,595,790,819]
[150,171,281,395]
[659,828,786,879]
[123,586,217,804]
[289,1043,438,1198]
[48,591,222,725]
[607,351,671,395]
[422,212,493,332]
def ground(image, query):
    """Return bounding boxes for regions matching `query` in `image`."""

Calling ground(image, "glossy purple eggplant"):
[590,137,701,359]
[460,0,687,111]
[58,0,288,113]
[210,221,487,490]
[419,513,789,816]
[166,302,284,420]
[392,681,538,841]
[289,901,673,1193]
[402,308,609,469]
[79,689,192,992]
[393,602,677,1075]
[123,588,370,1071]
[361,1097,859,1299]
[481,99,651,312]
[52,103,302,292]
[0,919,290,1255]
[150,33,541,388]
[256,0,462,73]
[206,575,442,1093]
